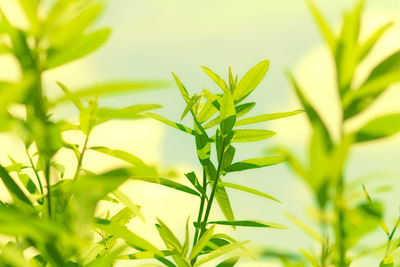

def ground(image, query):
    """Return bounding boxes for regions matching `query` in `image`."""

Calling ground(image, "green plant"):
[267,0,400,266]
[0,0,176,266]
[145,60,302,266]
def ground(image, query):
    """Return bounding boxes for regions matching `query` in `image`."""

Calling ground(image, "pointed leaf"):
[193,241,249,267]
[306,0,336,53]
[225,156,285,172]
[219,90,236,135]
[353,113,400,142]
[208,220,287,229]
[89,146,146,167]
[218,182,280,203]
[145,112,195,135]
[202,66,229,92]
[46,28,111,69]
[189,225,215,260]
[235,110,303,126]
[231,129,276,142]
[233,60,269,103]
[131,176,200,197]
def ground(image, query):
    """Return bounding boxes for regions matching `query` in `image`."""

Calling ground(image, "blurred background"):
[1,0,400,266]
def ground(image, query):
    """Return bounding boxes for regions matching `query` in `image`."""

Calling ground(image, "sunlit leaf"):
[49,4,104,48]
[189,225,215,260]
[54,81,166,104]
[130,176,200,197]
[235,110,303,126]
[193,241,249,267]
[231,129,276,142]
[358,22,393,62]
[219,90,236,136]
[218,182,280,203]
[46,28,111,69]
[306,0,336,53]
[89,146,146,167]
[202,66,229,92]
[145,112,195,135]
[353,113,400,142]
[233,60,269,103]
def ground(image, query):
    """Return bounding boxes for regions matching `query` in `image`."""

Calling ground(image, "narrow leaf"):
[218,182,280,203]
[233,60,269,103]
[231,129,276,142]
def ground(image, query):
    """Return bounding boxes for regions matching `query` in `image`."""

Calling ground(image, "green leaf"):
[218,182,280,203]
[49,4,104,48]
[89,146,146,167]
[113,190,144,222]
[380,257,394,267]
[181,94,201,120]
[96,220,162,255]
[172,73,191,103]
[17,173,38,194]
[224,156,285,172]
[18,0,38,27]
[343,50,400,119]
[207,220,287,229]
[96,104,161,124]
[233,60,269,103]
[202,66,229,92]
[119,250,174,260]
[285,212,324,243]
[0,165,32,207]
[236,102,256,117]
[358,22,393,62]
[287,72,333,149]
[193,241,249,267]
[54,81,166,104]
[306,0,336,53]
[203,102,255,130]
[198,91,218,123]
[46,28,111,69]
[130,176,200,197]
[156,218,183,253]
[145,112,195,135]
[56,81,84,110]
[231,129,276,142]
[228,66,236,92]
[235,110,303,126]
[216,256,240,267]
[182,217,190,257]
[205,162,235,223]
[335,1,364,95]
[184,171,205,196]
[189,225,215,260]
[353,113,400,142]
[219,90,236,136]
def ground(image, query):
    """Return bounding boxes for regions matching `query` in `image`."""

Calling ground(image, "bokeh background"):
[1,0,400,266]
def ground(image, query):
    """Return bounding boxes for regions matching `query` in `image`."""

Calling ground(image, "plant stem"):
[73,132,90,180]
[44,156,52,218]
[192,168,207,247]
[335,121,347,267]
[26,148,44,195]
[199,137,226,238]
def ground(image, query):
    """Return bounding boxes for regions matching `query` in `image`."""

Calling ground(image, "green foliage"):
[0,0,168,266]
[146,60,301,266]
[274,1,400,266]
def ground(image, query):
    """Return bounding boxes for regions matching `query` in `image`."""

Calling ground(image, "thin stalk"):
[335,120,347,267]
[319,212,329,267]
[44,158,52,218]
[192,168,207,247]
[73,132,90,180]
[25,148,44,195]
[199,138,226,238]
